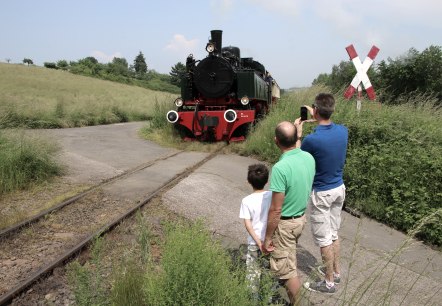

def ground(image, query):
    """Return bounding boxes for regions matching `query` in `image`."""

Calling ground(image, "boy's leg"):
[246,244,261,296]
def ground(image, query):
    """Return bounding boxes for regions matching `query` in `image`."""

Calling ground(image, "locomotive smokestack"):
[211,30,222,54]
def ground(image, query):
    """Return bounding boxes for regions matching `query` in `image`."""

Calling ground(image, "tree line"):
[312,45,442,105]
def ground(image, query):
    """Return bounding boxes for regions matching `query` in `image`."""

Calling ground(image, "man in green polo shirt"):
[263,121,315,304]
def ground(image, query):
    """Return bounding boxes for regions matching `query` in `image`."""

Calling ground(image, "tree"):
[107,57,130,77]
[44,62,58,69]
[377,46,442,103]
[57,60,69,70]
[169,62,186,86]
[23,58,33,65]
[134,52,147,78]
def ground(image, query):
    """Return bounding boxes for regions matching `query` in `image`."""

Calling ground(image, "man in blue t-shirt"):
[295,93,348,294]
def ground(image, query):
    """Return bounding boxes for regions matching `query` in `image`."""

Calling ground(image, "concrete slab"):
[39,122,178,184]
[163,153,442,306]
[102,151,208,202]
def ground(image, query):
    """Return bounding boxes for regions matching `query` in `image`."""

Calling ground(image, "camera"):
[300,106,308,121]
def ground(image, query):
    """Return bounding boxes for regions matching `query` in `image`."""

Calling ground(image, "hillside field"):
[0,63,175,128]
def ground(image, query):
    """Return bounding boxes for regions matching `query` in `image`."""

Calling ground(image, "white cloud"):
[164,34,199,57]
[91,51,123,63]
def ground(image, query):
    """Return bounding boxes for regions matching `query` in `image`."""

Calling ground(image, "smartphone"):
[300,106,308,121]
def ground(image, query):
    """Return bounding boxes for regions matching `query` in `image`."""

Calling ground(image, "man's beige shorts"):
[309,184,346,247]
[269,215,306,280]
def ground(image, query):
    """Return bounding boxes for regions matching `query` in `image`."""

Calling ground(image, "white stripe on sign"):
[344,45,379,101]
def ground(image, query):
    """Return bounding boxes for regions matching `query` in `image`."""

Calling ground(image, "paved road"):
[42,122,441,306]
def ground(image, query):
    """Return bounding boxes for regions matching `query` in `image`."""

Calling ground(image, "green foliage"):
[169,62,185,86]
[106,57,131,77]
[377,45,442,104]
[44,62,58,69]
[312,60,376,96]
[57,59,69,70]
[67,238,108,306]
[134,51,148,77]
[111,260,145,306]
[144,221,253,306]
[23,58,33,65]
[0,130,62,195]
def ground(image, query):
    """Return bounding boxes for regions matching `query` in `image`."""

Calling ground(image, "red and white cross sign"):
[344,44,379,100]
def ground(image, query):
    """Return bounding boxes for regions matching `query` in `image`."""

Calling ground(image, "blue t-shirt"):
[301,123,348,191]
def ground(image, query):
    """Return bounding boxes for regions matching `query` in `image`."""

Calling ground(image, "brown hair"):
[314,93,335,120]
[247,164,269,190]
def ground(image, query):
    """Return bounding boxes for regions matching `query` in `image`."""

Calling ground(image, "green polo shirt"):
[269,148,315,217]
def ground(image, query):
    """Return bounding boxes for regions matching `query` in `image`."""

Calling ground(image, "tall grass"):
[69,220,277,305]
[0,63,175,128]
[0,129,62,196]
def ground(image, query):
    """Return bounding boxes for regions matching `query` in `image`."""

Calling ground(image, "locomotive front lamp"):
[206,42,215,53]
[175,98,184,107]
[240,96,249,105]
[224,109,237,123]
[166,110,179,123]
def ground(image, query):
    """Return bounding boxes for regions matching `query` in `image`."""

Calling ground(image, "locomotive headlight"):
[240,96,249,105]
[206,42,215,53]
[174,98,183,107]
[166,110,179,123]
[224,109,237,123]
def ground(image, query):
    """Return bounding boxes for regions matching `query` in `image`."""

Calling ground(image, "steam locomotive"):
[166,30,280,142]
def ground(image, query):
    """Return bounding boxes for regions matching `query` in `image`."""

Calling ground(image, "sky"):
[1,0,441,89]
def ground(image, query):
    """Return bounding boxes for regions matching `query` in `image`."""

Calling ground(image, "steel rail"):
[0,151,181,239]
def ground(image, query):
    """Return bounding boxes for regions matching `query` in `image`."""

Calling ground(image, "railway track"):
[0,146,225,305]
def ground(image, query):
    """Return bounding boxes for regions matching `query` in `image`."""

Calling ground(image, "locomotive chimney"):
[211,30,222,54]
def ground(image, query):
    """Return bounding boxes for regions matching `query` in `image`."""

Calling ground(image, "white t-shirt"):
[239,191,272,245]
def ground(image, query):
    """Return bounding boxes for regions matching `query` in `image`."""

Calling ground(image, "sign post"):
[344,44,379,101]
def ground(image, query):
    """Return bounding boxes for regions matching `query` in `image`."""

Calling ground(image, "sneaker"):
[317,266,340,284]
[303,280,336,294]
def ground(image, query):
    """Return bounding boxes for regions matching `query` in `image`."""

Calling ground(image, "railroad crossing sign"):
[344,44,379,100]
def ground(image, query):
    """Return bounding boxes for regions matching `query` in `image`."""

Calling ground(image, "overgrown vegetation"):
[68,219,275,305]
[237,86,442,246]
[0,129,62,196]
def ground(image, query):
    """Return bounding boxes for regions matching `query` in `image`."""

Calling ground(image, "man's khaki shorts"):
[309,184,346,247]
[269,215,306,280]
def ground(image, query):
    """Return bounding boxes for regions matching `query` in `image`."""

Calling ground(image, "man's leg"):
[332,238,340,275]
[285,276,302,304]
[320,244,334,283]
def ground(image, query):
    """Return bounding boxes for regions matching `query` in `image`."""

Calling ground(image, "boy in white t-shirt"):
[239,164,272,295]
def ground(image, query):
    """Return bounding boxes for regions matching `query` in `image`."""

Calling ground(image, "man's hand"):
[304,104,314,117]
[263,238,275,254]
[294,117,304,139]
